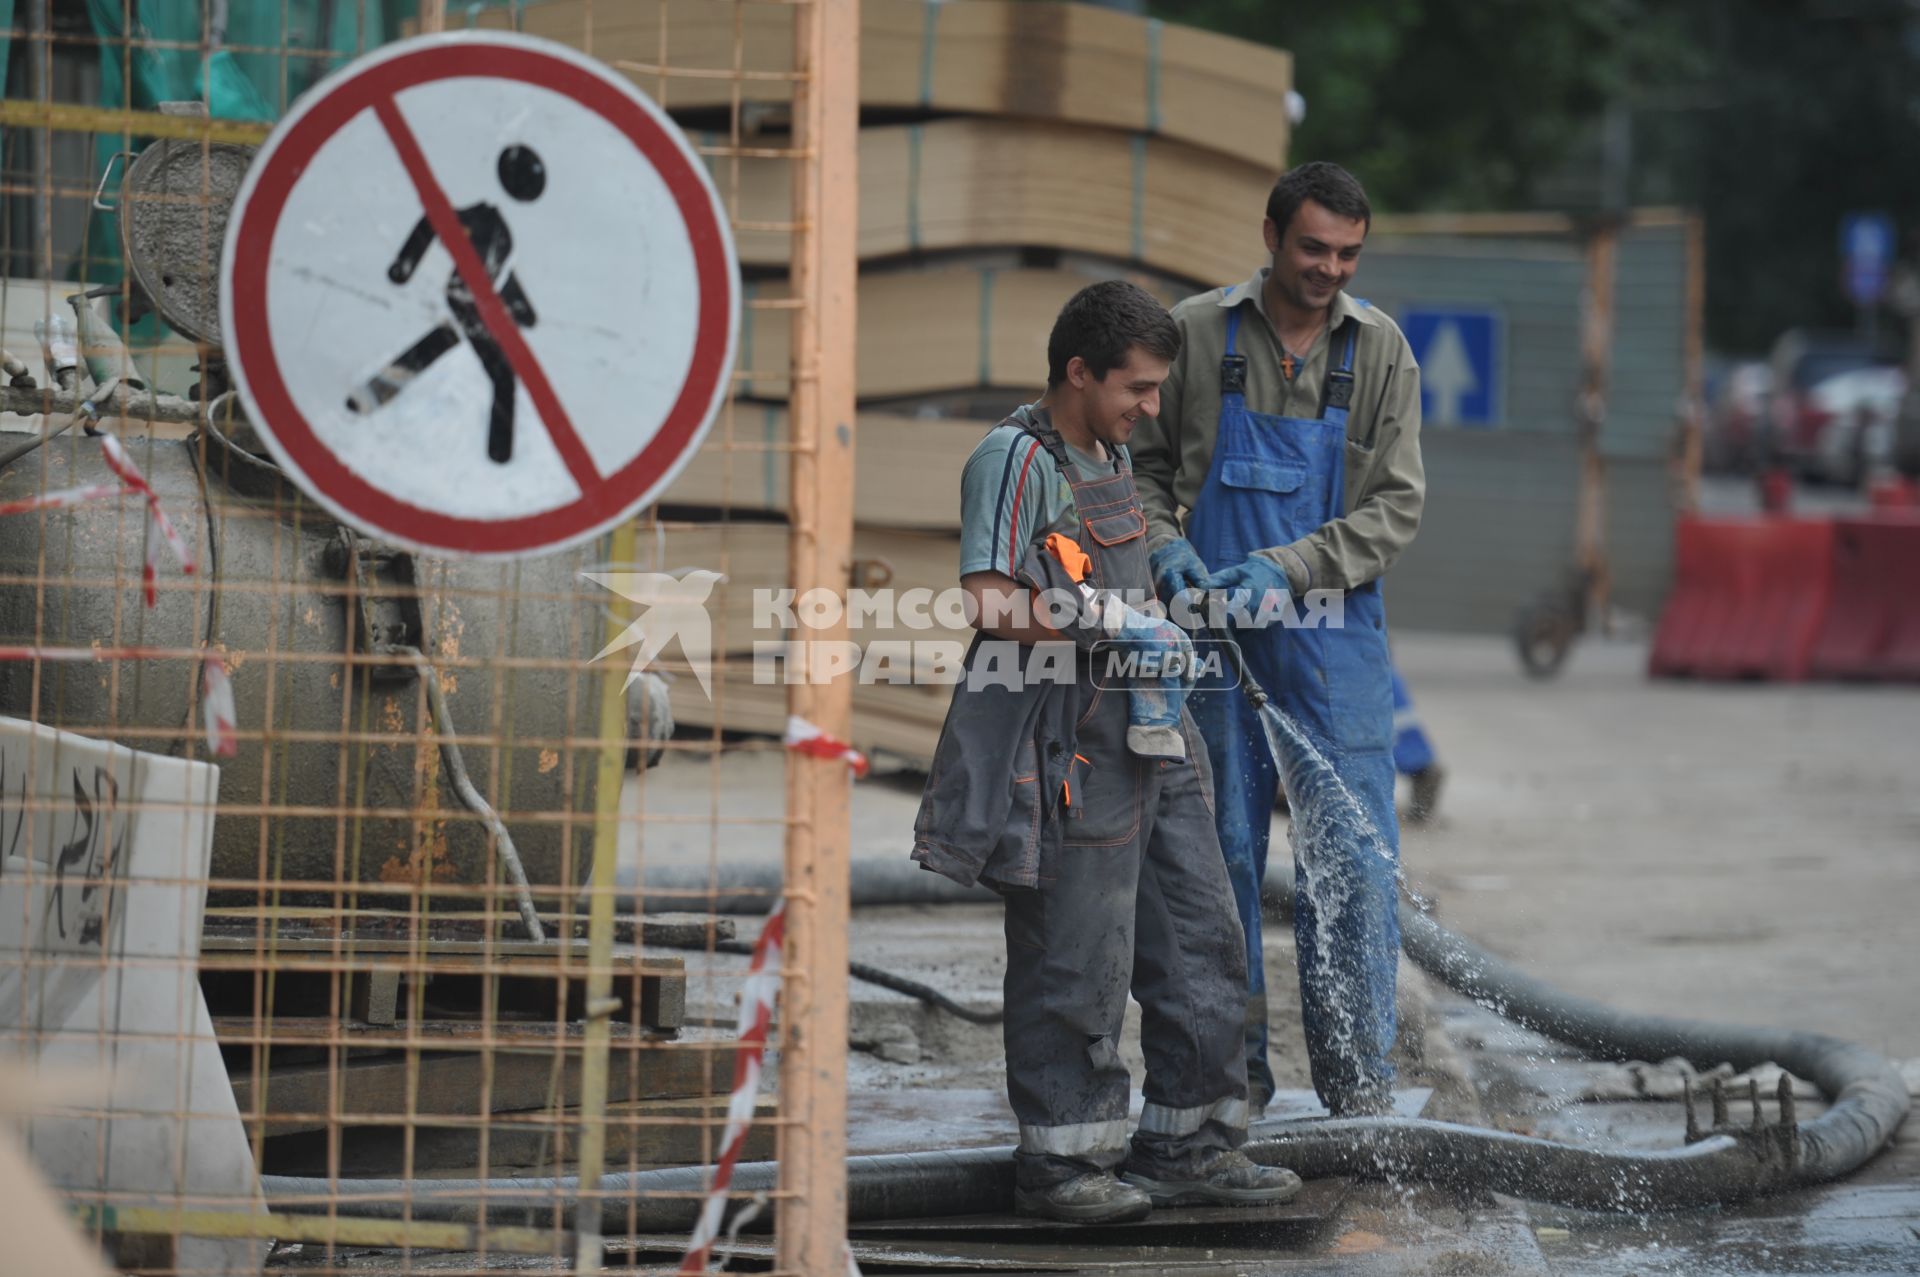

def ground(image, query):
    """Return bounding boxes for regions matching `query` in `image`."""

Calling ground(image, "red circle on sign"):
[224,36,735,557]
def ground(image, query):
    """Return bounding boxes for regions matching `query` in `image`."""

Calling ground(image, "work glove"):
[1113,600,1197,662]
[1149,537,1209,607]
[1111,604,1196,762]
[1204,555,1293,627]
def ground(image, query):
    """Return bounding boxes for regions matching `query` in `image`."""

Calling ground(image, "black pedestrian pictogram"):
[347,144,546,463]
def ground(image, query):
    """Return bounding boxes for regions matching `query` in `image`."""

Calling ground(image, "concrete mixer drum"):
[113,122,254,346]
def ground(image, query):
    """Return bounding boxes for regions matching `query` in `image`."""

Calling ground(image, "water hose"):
[654,933,1002,1025]
[1237,895,1910,1210]
[260,629,1908,1225]
[261,861,1908,1225]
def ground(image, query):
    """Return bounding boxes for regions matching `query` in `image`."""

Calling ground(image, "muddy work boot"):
[1013,1170,1153,1225]
[1122,1150,1303,1208]
[1405,763,1446,824]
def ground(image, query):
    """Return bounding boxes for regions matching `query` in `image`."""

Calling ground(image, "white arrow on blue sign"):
[1400,306,1504,428]
[1840,212,1894,307]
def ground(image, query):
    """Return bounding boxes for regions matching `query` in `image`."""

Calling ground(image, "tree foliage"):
[1152,0,1920,353]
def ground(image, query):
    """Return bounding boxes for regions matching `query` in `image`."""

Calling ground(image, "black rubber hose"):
[1235,890,1910,1210]
[615,859,987,915]
[677,935,1003,1025]
[266,684,1906,1222]
[260,872,1907,1224]
[263,1148,1018,1233]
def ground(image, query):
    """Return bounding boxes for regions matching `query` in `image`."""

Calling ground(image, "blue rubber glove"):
[1110,601,1196,761]
[1149,537,1209,606]
[1114,602,1197,674]
[1204,555,1293,625]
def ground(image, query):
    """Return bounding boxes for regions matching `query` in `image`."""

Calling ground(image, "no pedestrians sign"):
[222,32,739,559]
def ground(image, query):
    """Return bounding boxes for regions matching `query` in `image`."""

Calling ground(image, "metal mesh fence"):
[0,1,854,1272]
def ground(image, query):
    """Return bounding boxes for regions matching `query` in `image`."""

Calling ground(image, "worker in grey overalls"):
[1133,163,1426,1117]
[913,281,1302,1225]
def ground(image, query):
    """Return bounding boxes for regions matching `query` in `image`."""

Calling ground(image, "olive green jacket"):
[1133,269,1426,592]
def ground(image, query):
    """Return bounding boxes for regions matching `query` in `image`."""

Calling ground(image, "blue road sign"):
[1400,306,1503,428]
[1841,212,1894,307]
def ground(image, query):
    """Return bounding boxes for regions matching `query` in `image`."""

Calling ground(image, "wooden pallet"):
[201,910,758,1169]
[259,1094,778,1177]
[201,936,685,1033]
[199,910,710,1033]
[227,1031,741,1137]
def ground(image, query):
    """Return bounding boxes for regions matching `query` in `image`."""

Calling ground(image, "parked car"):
[1896,381,1920,481]
[1805,366,1907,486]
[1702,360,1772,472]
[1764,329,1901,473]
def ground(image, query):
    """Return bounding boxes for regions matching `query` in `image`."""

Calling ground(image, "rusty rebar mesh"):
[0,3,821,1273]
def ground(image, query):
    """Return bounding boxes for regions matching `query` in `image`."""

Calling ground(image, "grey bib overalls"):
[913,411,1256,1189]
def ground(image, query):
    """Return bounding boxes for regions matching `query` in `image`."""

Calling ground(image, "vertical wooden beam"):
[1575,219,1619,630]
[778,0,859,1270]
[1676,213,1707,514]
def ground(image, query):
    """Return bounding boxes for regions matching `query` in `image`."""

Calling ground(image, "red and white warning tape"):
[0,434,225,751]
[0,644,176,662]
[783,715,870,778]
[0,436,196,607]
[201,655,237,758]
[98,434,195,605]
[0,481,122,518]
[0,644,235,757]
[679,898,787,1274]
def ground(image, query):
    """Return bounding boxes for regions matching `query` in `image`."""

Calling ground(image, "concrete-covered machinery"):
[0,128,669,905]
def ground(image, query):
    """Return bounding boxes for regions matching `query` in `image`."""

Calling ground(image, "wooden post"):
[1576,220,1620,631]
[778,0,859,1270]
[1676,213,1707,514]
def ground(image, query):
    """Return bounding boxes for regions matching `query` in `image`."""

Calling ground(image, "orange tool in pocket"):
[1043,532,1093,584]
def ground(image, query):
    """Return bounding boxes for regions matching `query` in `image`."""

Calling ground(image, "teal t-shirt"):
[957,405,1128,578]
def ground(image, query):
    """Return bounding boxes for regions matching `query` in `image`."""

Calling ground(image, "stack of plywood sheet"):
[480,0,1291,169]
[489,0,1292,765]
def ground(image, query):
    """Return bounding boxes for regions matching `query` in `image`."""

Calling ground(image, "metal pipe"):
[570,516,640,1274]
[0,381,201,425]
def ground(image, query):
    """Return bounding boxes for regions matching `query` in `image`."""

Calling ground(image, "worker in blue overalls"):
[1133,162,1426,1116]
[1391,664,1445,823]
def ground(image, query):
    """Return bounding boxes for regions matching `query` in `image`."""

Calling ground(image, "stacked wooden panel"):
[488,0,1292,764]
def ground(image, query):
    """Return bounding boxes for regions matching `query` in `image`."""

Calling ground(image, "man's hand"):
[1150,538,1209,606]
[1114,604,1197,680]
[1204,555,1292,625]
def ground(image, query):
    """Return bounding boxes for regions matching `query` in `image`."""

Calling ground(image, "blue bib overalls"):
[1185,305,1402,1111]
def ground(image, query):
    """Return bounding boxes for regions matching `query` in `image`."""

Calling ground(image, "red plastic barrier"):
[1807,515,1920,681]
[1649,517,1834,681]
[1866,474,1917,511]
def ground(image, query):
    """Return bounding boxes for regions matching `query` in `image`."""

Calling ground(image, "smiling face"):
[1264,198,1368,316]
[1066,344,1170,450]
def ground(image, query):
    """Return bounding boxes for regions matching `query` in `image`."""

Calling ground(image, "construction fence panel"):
[0,1,852,1272]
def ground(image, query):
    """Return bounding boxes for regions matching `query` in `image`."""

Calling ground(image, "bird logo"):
[582,569,723,699]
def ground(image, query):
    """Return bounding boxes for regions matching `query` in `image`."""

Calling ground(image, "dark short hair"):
[1046,280,1180,388]
[1266,161,1371,238]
